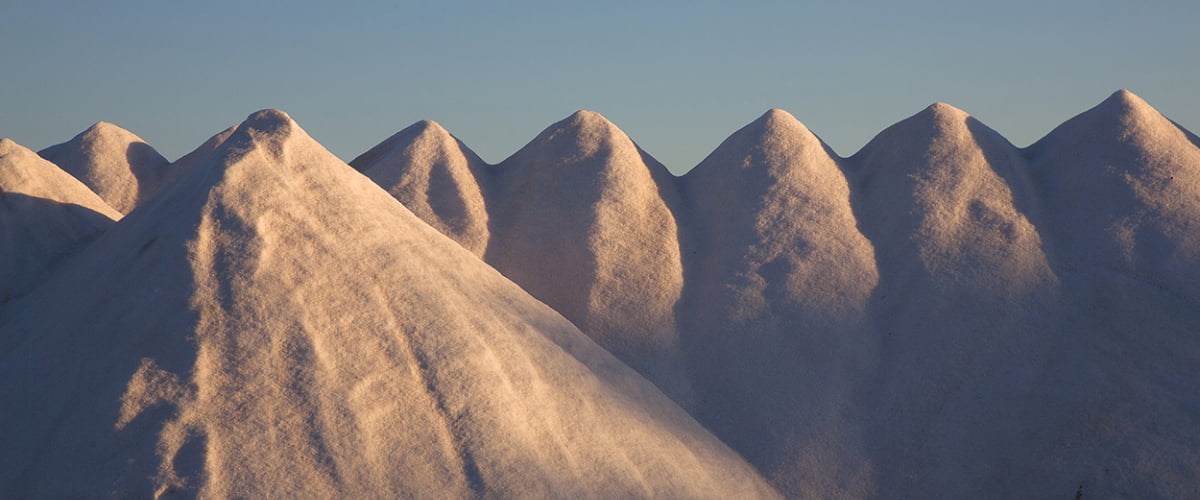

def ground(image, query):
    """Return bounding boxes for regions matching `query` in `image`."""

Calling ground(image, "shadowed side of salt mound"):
[846,103,1064,497]
[1030,89,1200,307]
[0,139,120,304]
[680,109,879,498]
[485,110,694,404]
[350,120,490,255]
[38,122,172,214]
[0,110,779,498]
[1020,90,1200,499]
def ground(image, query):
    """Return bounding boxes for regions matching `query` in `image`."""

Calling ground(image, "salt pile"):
[38,122,171,214]
[350,120,490,255]
[680,109,878,495]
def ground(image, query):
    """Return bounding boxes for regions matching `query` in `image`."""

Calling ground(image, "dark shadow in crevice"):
[127,142,172,212]
[0,192,115,319]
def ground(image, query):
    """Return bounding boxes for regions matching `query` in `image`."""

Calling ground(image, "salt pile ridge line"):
[349,89,1200,499]
[5,89,1199,499]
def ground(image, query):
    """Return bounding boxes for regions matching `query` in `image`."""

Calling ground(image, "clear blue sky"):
[3,0,1197,174]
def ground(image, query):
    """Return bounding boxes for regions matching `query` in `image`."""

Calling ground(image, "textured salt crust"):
[682,109,880,496]
[0,111,778,498]
[0,138,120,303]
[5,89,1196,498]
[355,111,694,404]
[843,101,1065,497]
[355,90,1200,499]
[350,121,490,255]
[38,122,171,214]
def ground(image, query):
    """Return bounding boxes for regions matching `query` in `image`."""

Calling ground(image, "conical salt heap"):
[38,121,171,214]
[350,120,490,255]
[486,110,693,402]
[848,102,1064,497]
[681,109,878,497]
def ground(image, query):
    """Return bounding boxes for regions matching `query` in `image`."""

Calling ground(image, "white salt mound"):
[0,138,120,303]
[1017,90,1200,498]
[846,102,1065,498]
[39,121,171,214]
[1030,89,1200,305]
[350,120,490,255]
[486,110,693,403]
[680,109,879,497]
[0,110,778,499]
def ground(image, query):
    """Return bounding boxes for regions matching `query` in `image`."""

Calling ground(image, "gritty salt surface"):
[0,111,778,498]
[354,90,1200,499]
[4,89,1198,498]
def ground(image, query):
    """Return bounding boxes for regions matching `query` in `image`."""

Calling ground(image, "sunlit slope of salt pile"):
[0,138,120,302]
[486,111,692,401]
[349,120,490,255]
[38,122,171,214]
[680,109,878,497]
[170,124,238,173]
[847,103,1069,497]
[0,110,778,499]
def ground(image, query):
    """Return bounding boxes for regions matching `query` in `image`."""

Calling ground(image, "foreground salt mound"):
[0,110,777,498]
[0,138,120,302]
[349,120,490,255]
[38,122,171,214]
[680,109,878,496]
[485,111,693,402]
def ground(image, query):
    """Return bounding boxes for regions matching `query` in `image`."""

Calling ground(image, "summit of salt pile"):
[38,121,171,214]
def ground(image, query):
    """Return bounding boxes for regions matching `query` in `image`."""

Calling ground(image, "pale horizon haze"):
[2,0,1197,174]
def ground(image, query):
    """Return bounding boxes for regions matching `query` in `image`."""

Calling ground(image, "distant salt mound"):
[0,110,777,498]
[1031,89,1200,305]
[485,110,693,402]
[39,122,171,214]
[681,109,878,496]
[847,103,1067,497]
[1020,90,1200,498]
[350,120,490,255]
[0,138,119,303]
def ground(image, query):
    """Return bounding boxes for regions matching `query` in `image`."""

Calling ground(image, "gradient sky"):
[3,0,1197,174]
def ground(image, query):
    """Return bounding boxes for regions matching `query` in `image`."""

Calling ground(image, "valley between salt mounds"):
[2,89,1198,498]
